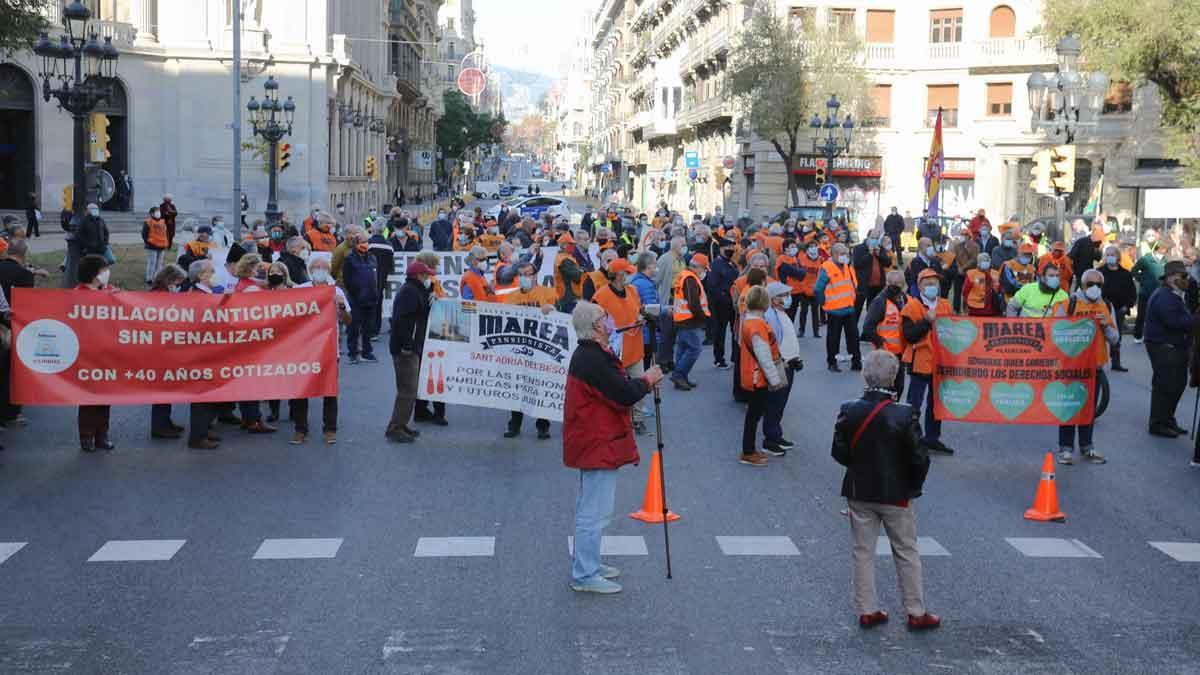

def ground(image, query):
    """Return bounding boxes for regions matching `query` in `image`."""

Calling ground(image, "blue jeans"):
[763,368,794,442]
[905,371,940,443]
[672,326,703,380]
[571,469,618,583]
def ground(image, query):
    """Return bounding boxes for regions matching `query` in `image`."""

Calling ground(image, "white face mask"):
[806,247,818,258]
[519,276,534,291]
[1084,285,1102,301]
[838,255,849,265]
[97,269,111,286]
[311,269,332,285]
[88,207,99,217]
[421,277,432,289]
[978,261,991,271]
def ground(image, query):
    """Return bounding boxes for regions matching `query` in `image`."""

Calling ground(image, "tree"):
[1041,0,1200,185]
[0,0,50,57]
[436,89,503,163]
[728,1,873,207]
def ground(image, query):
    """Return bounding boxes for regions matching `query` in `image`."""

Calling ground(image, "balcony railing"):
[925,108,959,128]
[928,42,961,59]
[864,44,895,64]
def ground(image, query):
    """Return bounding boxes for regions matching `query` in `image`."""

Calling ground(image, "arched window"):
[989,6,1016,38]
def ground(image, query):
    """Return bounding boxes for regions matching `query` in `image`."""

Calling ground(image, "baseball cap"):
[406,261,436,277]
[608,259,635,275]
[691,253,710,269]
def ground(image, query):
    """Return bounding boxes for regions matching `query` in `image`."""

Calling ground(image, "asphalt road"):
[2,293,1199,671]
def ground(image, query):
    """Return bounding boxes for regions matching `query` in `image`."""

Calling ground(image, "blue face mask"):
[925,247,935,257]
[1003,239,1015,248]
[781,295,793,309]
[867,239,878,248]
[922,285,939,300]
[1044,276,1060,289]
[1105,255,1118,266]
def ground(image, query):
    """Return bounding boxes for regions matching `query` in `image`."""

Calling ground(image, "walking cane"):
[648,316,674,579]
[1191,387,1199,440]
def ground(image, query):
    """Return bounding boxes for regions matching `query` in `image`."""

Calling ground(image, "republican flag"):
[924,108,945,221]
[1083,172,1104,216]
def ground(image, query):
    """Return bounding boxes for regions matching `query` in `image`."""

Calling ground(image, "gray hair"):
[468,245,488,262]
[831,243,849,256]
[1080,268,1103,284]
[863,350,900,389]
[572,301,605,341]
[670,235,686,250]
[188,258,213,283]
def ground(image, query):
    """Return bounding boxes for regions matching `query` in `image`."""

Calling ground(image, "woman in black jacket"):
[1098,244,1136,371]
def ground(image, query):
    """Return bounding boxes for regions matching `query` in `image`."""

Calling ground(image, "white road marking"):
[1005,537,1102,558]
[87,539,185,562]
[568,536,648,556]
[1148,541,1200,562]
[413,536,495,557]
[875,536,951,556]
[0,542,26,564]
[252,538,343,560]
[715,536,799,556]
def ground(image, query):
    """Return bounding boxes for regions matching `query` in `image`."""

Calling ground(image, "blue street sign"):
[685,151,699,169]
[818,182,840,203]
[688,168,698,180]
[600,163,612,174]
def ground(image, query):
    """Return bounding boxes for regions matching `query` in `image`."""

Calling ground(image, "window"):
[867,84,891,127]
[930,9,963,43]
[448,42,455,59]
[1136,158,1181,170]
[866,10,895,43]
[447,18,455,31]
[789,7,815,31]
[989,6,1015,38]
[1103,82,1133,114]
[447,65,454,82]
[831,8,855,37]
[986,83,1012,116]
[926,84,959,127]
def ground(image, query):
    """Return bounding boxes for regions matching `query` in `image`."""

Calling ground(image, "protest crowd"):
[4,189,1200,622]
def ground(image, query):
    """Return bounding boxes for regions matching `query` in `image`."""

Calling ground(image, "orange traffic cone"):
[630,451,680,523]
[1024,452,1066,522]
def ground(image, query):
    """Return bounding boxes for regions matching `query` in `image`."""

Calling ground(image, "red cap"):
[608,259,636,275]
[691,253,710,269]
[406,261,436,277]
[917,268,941,282]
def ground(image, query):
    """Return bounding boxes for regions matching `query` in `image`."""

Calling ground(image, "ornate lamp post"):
[1027,33,1109,144]
[32,0,120,286]
[246,75,295,224]
[809,94,854,218]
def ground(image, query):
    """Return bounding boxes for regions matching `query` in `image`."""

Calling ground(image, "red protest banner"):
[931,316,1099,426]
[11,287,338,406]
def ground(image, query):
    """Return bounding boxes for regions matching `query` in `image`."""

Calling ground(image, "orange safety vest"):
[461,268,495,303]
[1003,259,1037,294]
[739,316,780,390]
[585,270,607,298]
[493,261,519,293]
[878,300,904,355]
[776,255,804,295]
[796,254,823,295]
[144,218,168,249]
[673,269,710,322]
[820,260,858,312]
[478,233,504,253]
[553,251,583,300]
[308,227,337,252]
[965,268,1000,310]
[900,296,952,375]
[593,284,644,368]
[1068,297,1114,366]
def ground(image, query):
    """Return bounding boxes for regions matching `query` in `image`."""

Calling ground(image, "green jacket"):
[1131,253,1164,298]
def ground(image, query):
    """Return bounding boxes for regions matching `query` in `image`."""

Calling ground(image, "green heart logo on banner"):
[989,382,1036,421]
[1051,319,1097,358]
[938,379,981,418]
[1043,381,1089,422]
[936,318,977,355]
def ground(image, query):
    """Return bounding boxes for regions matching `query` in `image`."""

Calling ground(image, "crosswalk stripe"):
[1005,537,1102,559]
[567,536,648,556]
[715,536,800,556]
[876,536,950,556]
[252,538,343,560]
[0,542,26,564]
[413,537,495,557]
[88,539,186,562]
[1148,541,1200,562]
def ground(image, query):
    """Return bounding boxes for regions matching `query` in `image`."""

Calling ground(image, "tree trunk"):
[771,138,800,207]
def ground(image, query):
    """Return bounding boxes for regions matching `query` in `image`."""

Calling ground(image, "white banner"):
[1144,188,1200,219]
[417,299,576,421]
[383,247,558,319]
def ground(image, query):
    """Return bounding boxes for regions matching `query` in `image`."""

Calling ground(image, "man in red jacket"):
[564,301,663,594]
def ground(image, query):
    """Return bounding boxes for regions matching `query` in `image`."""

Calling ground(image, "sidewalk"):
[26,232,145,255]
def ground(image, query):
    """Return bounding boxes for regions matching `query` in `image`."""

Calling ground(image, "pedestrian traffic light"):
[89,112,110,163]
[276,143,291,172]
[1050,144,1076,194]
[366,155,378,180]
[814,157,827,185]
[61,184,73,210]
[1030,149,1053,195]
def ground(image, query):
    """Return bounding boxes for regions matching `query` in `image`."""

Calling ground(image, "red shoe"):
[858,611,888,628]
[907,613,941,631]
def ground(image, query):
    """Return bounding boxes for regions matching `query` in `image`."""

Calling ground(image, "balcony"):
[971,37,1055,69]
[678,96,731,129]
[928,42,961,60]
[41,4,139,46]
[630,110,654,131]
[864,44,895,67]
[644,116,678,140]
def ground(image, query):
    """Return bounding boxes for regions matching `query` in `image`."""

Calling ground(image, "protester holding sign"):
[901,269,954,455]
[1056,269,1118,464]
[75,255,116,452]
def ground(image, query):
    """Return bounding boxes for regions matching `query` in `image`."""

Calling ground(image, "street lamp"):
[808,94,854,216]
[1026,33,1108,144]
[246,75,295,224]
[32,0,121,286]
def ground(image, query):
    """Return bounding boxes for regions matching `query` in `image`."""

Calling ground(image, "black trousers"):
[188,403,216,443]
[1147,342,1188,430]
[151,404,174,432]
[742,388,769,454]
[508,411,549,432]
[290,397,338,434]
[710,302,734,365]
[796,294,820,336]
[854,286,882,324]
[1134,295,1150,340]
[825,312,862,365]
[950,274,966,314]
[78,405,111,444]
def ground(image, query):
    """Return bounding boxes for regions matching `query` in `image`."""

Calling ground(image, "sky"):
[470,0,594,76]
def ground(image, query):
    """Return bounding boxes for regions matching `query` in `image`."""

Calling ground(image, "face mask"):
[838,255,849,265]
[214,220,224,228]
[1018,255,1030,265]
[979,261,991,271]
[780,295,793,309]
[97,269,111,285]
[1044,276,1060,289]
[921,285,938,300]
[151,211,160,219]
[1052,251,1063,259]
[1105,255,1118,266]
[925,247,935,257]
[299,249,310,261]
[421,277,432,289]
[1084,285,1102,301]
[311,269,332,285]
[88,208,99,217]
[722,249,734,259]
[785,247,798,257]
[370,211,378,218]
[459,234,470,243]
[268,273,286,286]
[807,247,818,259]
[1003,239,1015,248]
[271,232,282,240]
[867,239,878,248]
[981,230,990,239]
[475,261,487,272]
[519,276,534,291]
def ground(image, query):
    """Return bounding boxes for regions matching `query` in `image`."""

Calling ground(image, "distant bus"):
[509,153,526,161]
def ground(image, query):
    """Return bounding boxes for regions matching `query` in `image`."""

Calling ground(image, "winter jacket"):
[390,277,432,355]
[705,255,739,308]
[1131,253,1165,298]
[562,339,651,470]
[368,234,395,288]
[429,218,453,251]
[342,251,380,308]
[629,271,659,346]
[851,243,891,290]
[279,251,309,286]
[1144,286,1193,348]
[1068,237,1102,286]
[832,390,930,503]
[76,214,109,256]
[1099,264,1137,310]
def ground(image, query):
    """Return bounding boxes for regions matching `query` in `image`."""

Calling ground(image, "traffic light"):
[89,112,110,163]
[61,184,74,210]
[1030,149,1053,195]
[1050,144,1076,194]
[276,143,291,172]
[814,157,827,185]
[365,155,378,180]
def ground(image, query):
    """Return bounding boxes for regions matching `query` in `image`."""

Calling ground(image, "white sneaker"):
[570,576,622,594]
[1134,337,1144,344]
[1057,450,1074,465]
[599,564,621,579]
